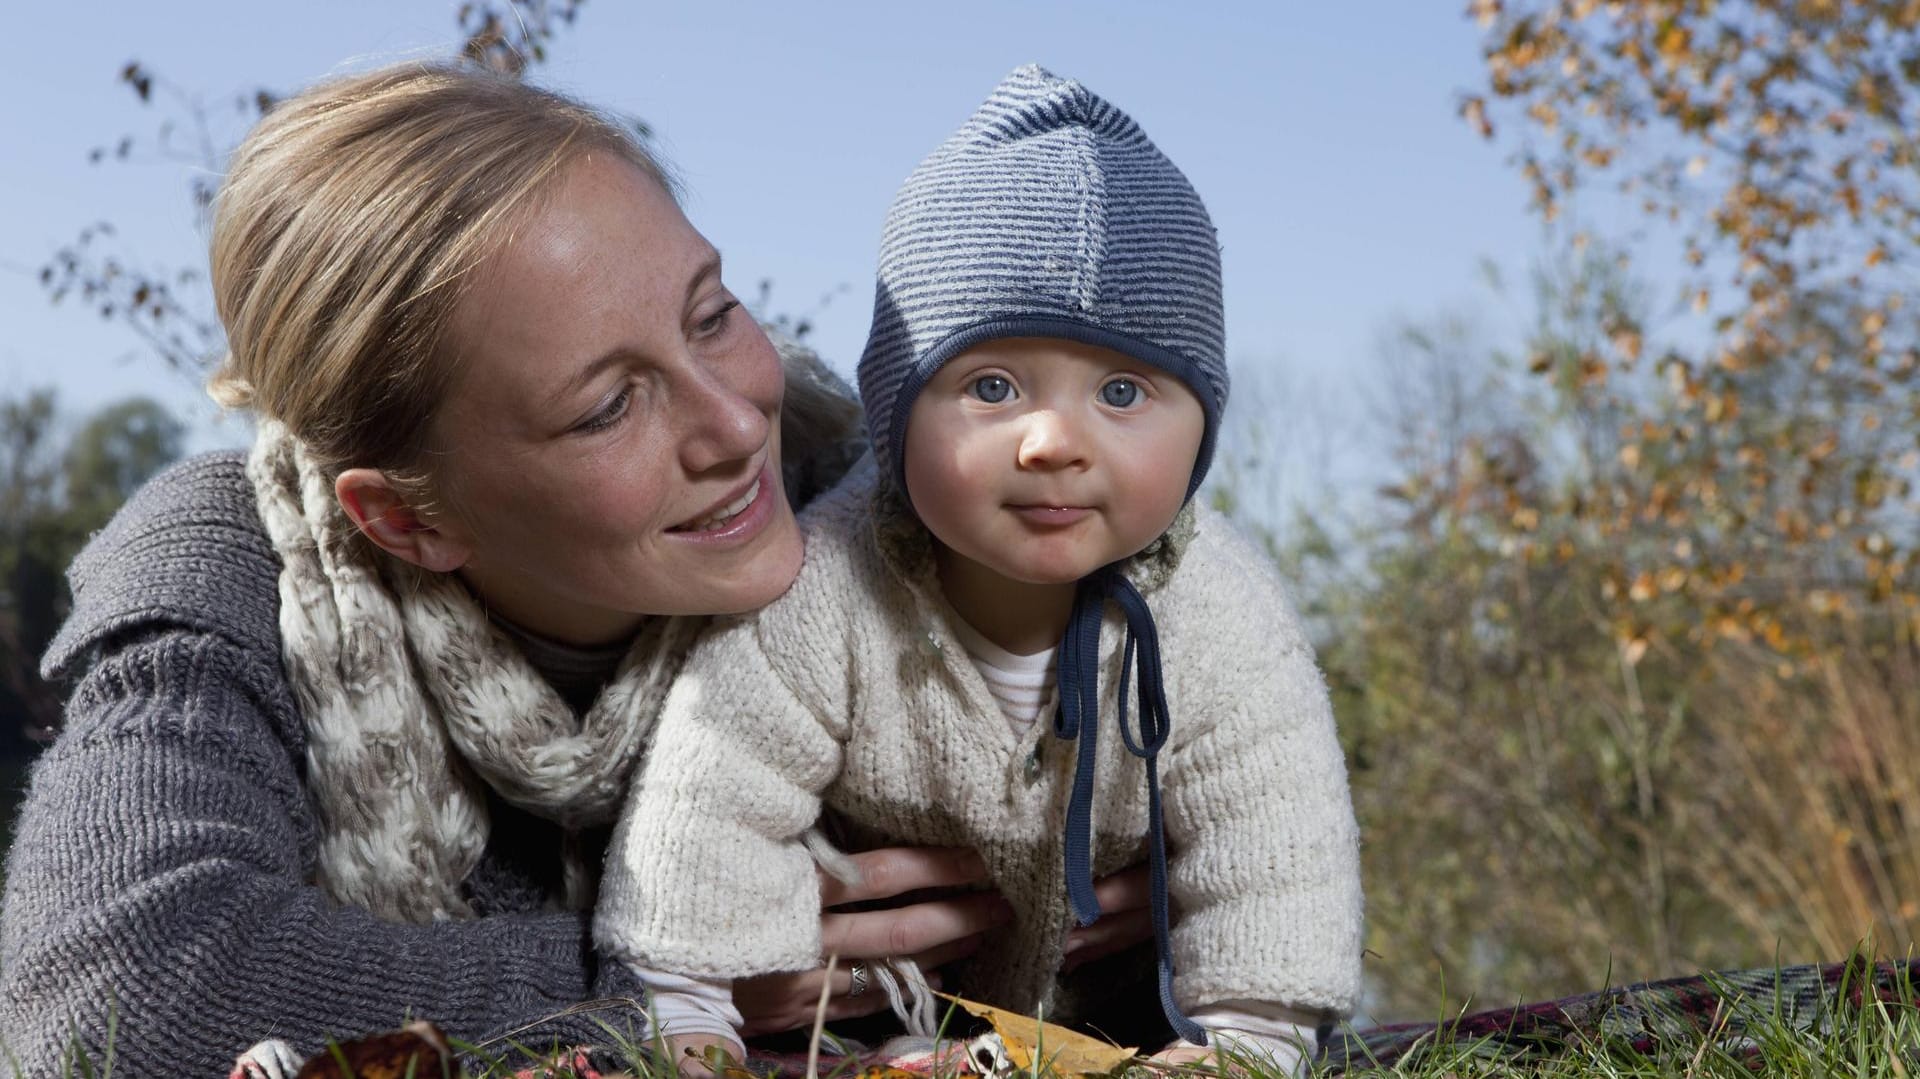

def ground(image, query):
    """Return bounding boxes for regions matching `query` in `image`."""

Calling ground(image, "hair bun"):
[205,360,256,410]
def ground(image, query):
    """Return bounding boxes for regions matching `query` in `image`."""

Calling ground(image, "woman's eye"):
[695,300,740,337]
[969,375,1014,403]
[1100,379,1141,408]
[577,385,633,433]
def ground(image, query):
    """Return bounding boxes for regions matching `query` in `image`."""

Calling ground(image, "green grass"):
[26,968,1920,1079]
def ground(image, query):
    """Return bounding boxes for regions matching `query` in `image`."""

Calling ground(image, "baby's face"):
[902,337,1204,587]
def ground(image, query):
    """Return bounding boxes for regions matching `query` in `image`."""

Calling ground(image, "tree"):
[1461,0,1920,660]
[0,392,185,746]
[1304,3,1920,1004]
[1308,243,1920,1017]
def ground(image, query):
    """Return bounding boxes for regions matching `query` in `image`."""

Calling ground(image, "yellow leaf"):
[936,993,1138,1076]
[1461,95,1494,139]
[1658,24,1691,61]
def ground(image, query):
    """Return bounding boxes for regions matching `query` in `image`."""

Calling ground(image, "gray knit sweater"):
[0,453,645,1076]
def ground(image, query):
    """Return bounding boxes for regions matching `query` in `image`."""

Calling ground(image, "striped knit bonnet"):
[857,65,1227,1046]
[857,64,1228,499]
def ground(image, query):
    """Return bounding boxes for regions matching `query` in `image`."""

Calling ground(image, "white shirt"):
[947,614,1057,730]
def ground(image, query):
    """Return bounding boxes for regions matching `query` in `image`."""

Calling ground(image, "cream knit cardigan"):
[595,462,1364,1021]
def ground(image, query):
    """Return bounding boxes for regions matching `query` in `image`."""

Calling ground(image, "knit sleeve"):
[0,627,620,1078]
[1157,521,1365,1019]
[594,612,843,979]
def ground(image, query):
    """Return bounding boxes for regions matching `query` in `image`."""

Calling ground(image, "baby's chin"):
[985,557,1119,587]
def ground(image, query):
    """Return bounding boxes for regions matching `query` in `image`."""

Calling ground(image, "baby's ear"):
[334,468,470,573]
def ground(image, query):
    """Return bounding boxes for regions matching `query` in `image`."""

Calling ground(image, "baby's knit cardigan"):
[595,462,1364,1022]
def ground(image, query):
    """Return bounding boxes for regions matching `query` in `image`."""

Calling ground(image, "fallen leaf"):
[936,993,1137,1077]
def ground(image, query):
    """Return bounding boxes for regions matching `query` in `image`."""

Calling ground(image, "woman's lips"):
[1008,504,1092,527]
[667,466,776,544]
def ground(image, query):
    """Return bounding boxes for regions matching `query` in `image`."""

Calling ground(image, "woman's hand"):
[733,846,1011,1037]
[1062,863,1152,971]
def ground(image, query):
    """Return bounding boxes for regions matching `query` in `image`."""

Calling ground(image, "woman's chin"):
[702,519,807,614]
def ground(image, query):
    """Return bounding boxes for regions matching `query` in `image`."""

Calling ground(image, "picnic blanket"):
[1321,956,1920,1072]
[233,958,1920,1076]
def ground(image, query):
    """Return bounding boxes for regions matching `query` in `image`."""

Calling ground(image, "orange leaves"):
[1462,94,1496,138]
[1610,325,1644,363]
[1656,21,1693,66]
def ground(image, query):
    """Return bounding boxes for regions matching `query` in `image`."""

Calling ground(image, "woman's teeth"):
[682,478,759,532]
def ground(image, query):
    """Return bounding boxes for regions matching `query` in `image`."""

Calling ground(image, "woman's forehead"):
[444,157,718,396]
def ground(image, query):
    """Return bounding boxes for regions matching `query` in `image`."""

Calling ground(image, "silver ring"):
[847,961,870,998]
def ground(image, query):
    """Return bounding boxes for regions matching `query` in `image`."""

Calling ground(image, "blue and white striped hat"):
[857,64,1229,501]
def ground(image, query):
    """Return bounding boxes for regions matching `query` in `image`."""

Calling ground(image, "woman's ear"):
[334,468,471,574]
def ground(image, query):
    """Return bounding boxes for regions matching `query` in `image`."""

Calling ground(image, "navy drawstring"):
[1053,567,1207,1046]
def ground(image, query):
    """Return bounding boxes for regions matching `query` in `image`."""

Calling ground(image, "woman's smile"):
[667,463,778,544]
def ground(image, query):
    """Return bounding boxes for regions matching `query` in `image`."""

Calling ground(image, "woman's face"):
[422,154,803,644]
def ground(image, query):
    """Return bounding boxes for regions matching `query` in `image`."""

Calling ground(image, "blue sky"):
[1,2,1548,482]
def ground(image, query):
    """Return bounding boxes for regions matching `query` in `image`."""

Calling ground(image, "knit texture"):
[3,333,865,1074]
[596,462,1364,1023]
[857,64,1228,499]
[249,417,701,923]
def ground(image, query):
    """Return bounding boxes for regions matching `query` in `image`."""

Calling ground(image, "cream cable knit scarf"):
[248,419,699,923]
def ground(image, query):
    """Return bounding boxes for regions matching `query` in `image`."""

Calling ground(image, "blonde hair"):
[208,61,672,488]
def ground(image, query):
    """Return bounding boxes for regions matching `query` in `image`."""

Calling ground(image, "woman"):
[0,62,1150,1076]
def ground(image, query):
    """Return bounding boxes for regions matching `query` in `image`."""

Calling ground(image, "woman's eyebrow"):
[542,253,727,416]
[547,349,632,415]
[684,251,722,304]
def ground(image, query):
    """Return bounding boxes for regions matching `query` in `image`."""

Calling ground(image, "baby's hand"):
[664,1033,747,1078]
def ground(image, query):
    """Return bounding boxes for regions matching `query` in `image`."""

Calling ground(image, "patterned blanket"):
[1322,957,1920,1072]
[232,959,1920,1076]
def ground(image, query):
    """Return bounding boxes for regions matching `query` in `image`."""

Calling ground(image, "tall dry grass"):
[1685,632,1920,961]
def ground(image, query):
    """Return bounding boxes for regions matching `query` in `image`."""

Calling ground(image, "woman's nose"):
[677,365,773,474]
[1016,410,1087,471]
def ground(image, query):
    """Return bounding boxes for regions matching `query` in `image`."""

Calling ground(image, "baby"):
[595,65,1363,1074]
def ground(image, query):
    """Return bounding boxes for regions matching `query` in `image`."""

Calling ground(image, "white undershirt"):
[636,969,741,1044]
[1184,1000,1322,1076]
[945,615,1056,729]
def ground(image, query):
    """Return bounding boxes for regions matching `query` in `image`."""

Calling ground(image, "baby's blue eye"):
[970,376,1013,403]
[1101,379,1141,408]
